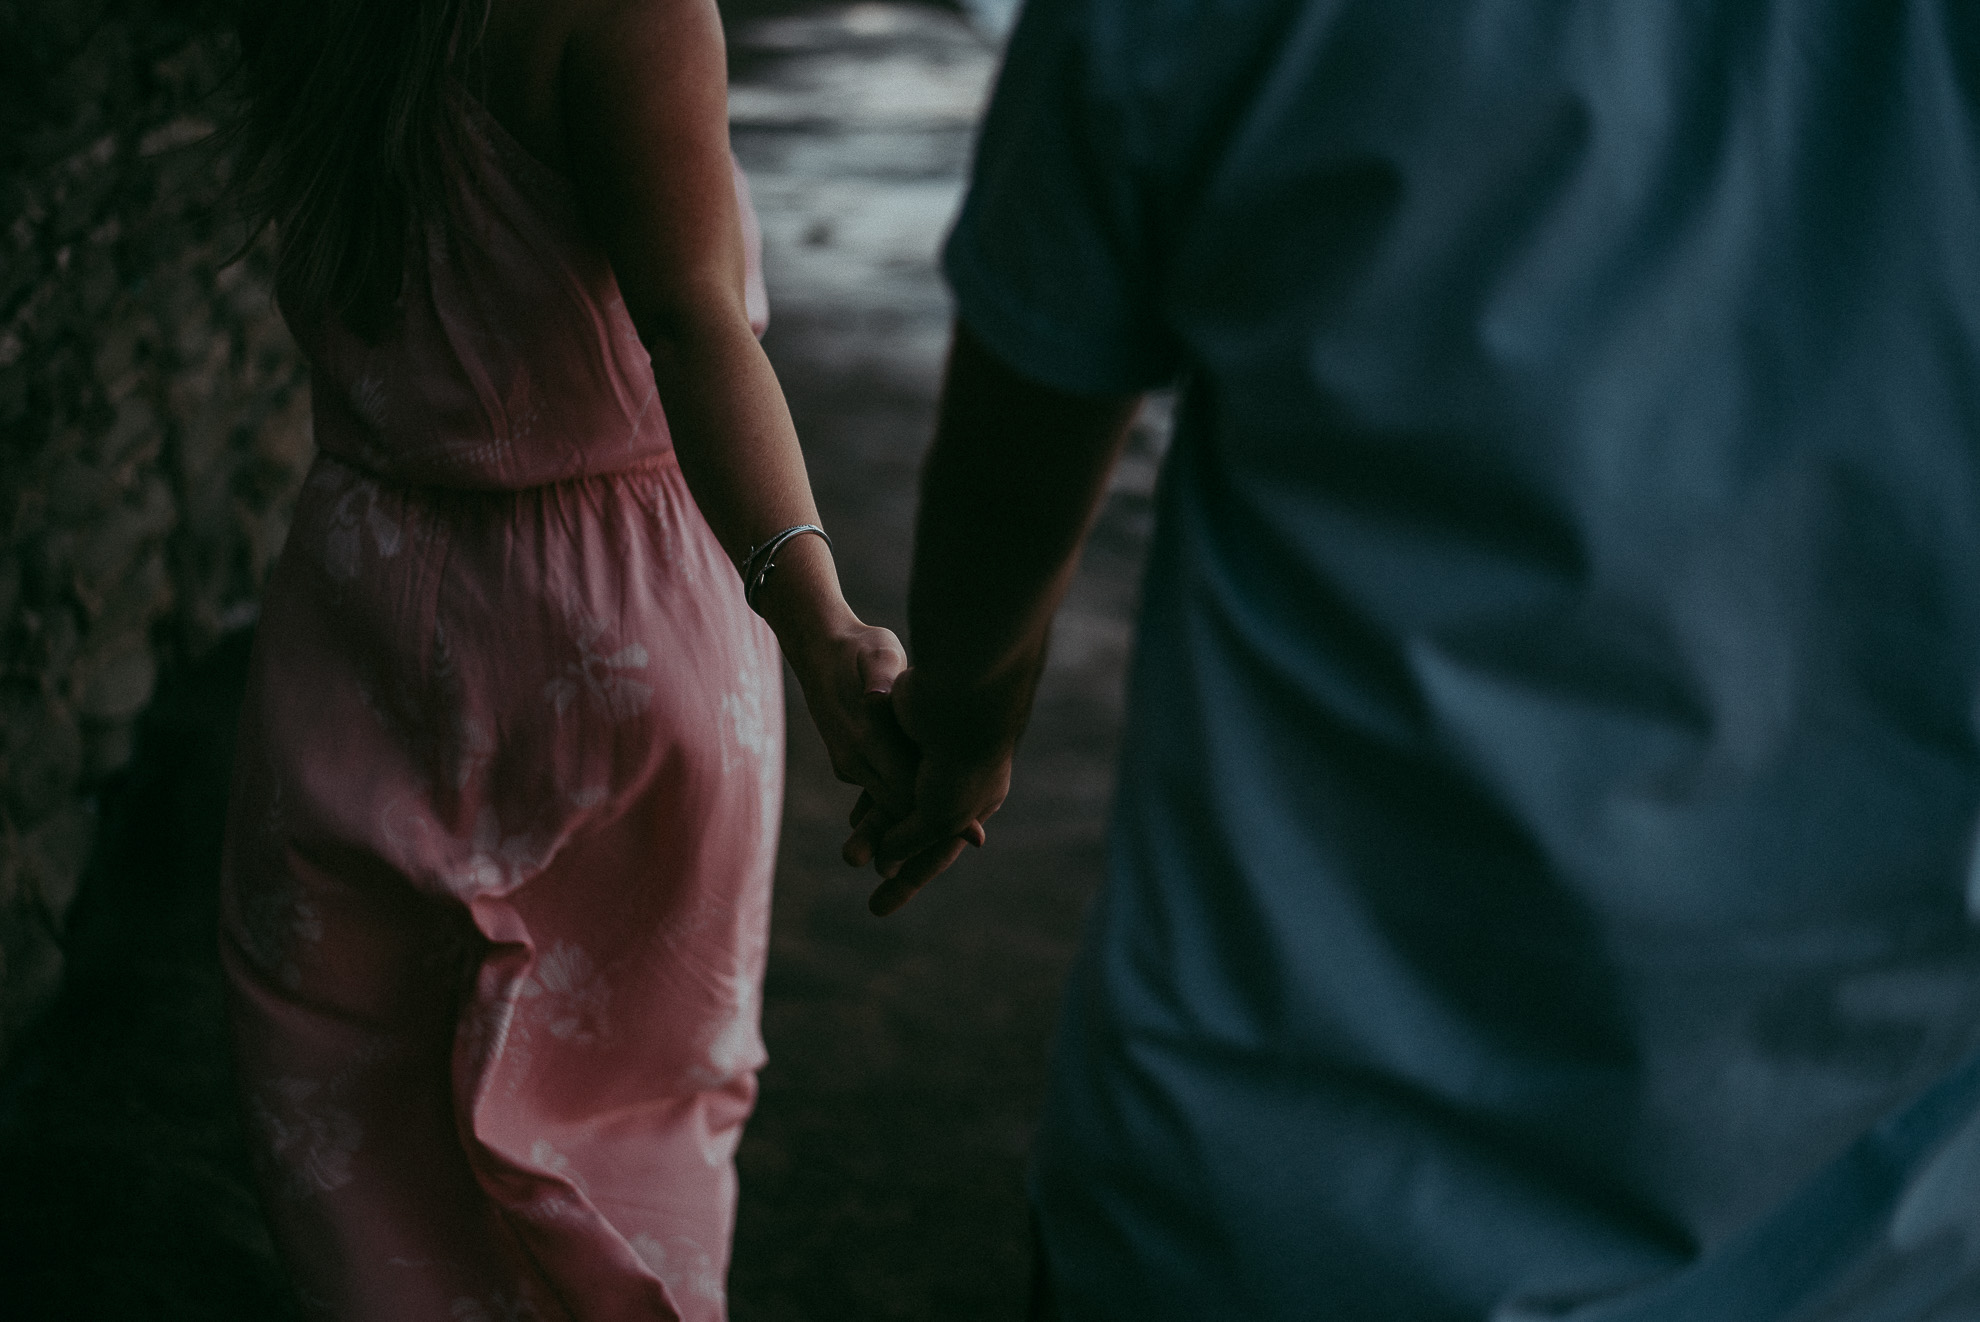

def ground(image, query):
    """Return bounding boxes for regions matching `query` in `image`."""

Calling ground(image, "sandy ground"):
[0,6,1163,1318]
[725,7,1165,1317]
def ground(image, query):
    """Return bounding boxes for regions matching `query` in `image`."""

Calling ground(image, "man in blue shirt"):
[858,2,1980,1316]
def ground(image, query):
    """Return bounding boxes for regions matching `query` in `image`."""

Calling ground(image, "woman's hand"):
[783,614,920,818]
[742,533,916,822]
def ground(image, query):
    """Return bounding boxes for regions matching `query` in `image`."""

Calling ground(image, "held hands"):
[789,636,1002,915]
[754,532,929,850]
[784,617,921,824]
[842,666,1020,916]
[756,538,1009,917]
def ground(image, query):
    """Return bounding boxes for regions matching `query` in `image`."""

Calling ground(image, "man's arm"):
[857,320,1141,915]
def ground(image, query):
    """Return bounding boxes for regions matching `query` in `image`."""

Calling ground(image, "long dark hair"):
[232,0,491,336]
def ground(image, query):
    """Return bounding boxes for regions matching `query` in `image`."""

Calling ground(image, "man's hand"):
[843,792,987,916]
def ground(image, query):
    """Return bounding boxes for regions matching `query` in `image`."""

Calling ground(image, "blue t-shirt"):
[945,2,1980,1319]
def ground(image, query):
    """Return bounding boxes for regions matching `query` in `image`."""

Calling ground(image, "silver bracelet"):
[741,524,832,611]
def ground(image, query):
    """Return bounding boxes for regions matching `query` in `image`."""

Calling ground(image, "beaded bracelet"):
[740,524,832,611]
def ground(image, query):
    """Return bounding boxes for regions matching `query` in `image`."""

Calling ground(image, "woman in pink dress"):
[218,1,949,1317]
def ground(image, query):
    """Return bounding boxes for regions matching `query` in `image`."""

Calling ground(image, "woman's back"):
[296,87,675,489]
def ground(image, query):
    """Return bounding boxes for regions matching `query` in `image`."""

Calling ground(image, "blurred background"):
[0,0,1166,1317]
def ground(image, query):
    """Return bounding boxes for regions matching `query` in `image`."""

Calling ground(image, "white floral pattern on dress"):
[721,664,782,840]
[432,617,497,790]
[456,971,520,1078]
[514,1187,591,1227]
[449,360,538,472]
[449,1289,544,1322]
[382,790,545,901]
[350,374,389,430]
[519,941,612,1046]
[324,478,404,583]
[704,968,757,1076]
[251,1075,364,1200]
[629,1233,726,1306]
[450,716,496,791]
[543,602,653,721]
[684,965,760,1116]
[718,674,772,776]
[512,1142,592,1228]
[235,777,324,991]
[450,805,554,899]
[528,1138,587,1192]
[237,869,324,992]
[377,788,440,880]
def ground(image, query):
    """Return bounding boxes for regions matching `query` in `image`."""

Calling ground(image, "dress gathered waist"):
[306,353,679,494]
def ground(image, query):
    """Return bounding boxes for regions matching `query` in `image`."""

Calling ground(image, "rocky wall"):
[0,0,312,1066]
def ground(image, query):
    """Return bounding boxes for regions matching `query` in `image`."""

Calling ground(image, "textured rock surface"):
[0,0,312,1067]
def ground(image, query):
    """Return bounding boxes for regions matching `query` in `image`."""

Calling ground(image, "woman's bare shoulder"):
[479,0,725,174]
[478,0,631,175]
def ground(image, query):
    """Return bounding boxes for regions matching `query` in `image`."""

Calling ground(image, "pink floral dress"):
[219,95,781,1322]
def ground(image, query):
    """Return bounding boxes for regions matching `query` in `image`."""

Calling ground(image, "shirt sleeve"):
[943,0,1183,397]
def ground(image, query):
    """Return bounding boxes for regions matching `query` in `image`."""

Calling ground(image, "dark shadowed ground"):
[0,5,1162,1318]
[0,629,304,1322]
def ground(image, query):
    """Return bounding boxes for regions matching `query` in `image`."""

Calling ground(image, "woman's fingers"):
[847,789,875,829]
[841,801,889,867]
[854,689,919,806]
[856,635,907,697]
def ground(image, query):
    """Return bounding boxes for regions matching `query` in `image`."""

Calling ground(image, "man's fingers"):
[876,800,990,873]
[868,836,969,916]
[844,796,980,870]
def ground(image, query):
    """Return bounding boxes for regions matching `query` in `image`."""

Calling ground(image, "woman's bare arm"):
[561,0,914,802]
